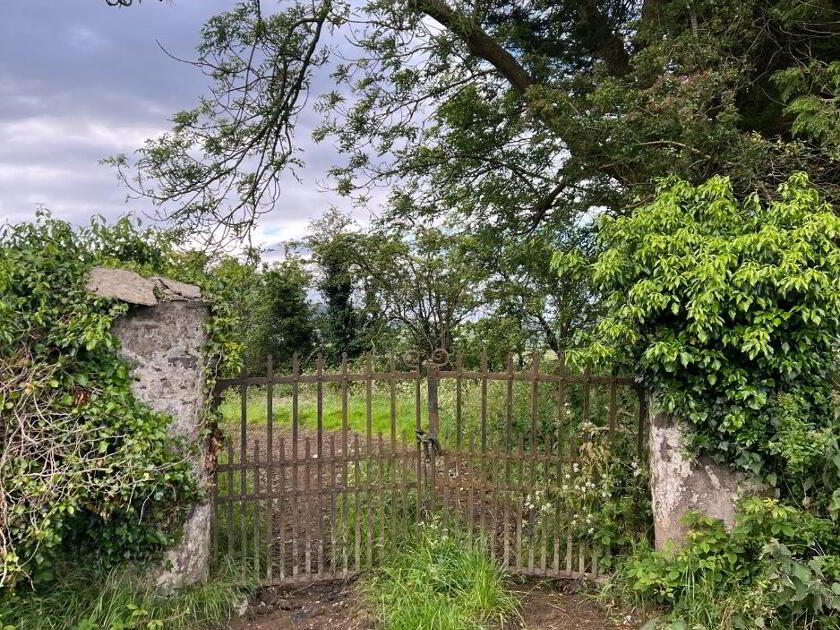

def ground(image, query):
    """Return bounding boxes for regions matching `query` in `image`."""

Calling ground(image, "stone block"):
[649,410,765,551]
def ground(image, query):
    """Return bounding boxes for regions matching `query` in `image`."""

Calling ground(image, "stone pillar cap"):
[85,266,201,306]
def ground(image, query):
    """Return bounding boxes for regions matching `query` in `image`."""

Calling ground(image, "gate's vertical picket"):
[479,349,489,556]
[467,435,475,538]
[516,437,524,571]
[365,354,373,569]
[427,362,438,514]
[541,439,549,574]
[441,441,448,530]
[239,380,247,574]
[253,439,260,579]
[226,440,234,559]
[329,433,338,575]
[340,353,349,574]
[329,434,337,576]
[414,356,422,521]
[528,353,540,571]
[455,352,463,449]
[353,435,361,572]
[554,351,566,574]
[278,437,286,580]
[316,354,324,578]
[389,356,399,548]
[291,355,300,578]
[502,353,514,569]
[378,434,385,563]
[266,356,274,581]
[304,437,312,577]
[389,355,397,449]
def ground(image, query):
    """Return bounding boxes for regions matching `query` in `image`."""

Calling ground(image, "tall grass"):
[364,520,520,630]
[0,558,257,630]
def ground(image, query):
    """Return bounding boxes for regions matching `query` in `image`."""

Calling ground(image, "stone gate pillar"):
[86,266,212,592]
[649,408,764,550]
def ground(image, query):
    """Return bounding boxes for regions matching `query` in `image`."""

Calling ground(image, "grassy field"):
[218,376,644,451]
[219,384,429,440]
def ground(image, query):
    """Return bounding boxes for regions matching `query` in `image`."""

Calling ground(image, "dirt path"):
[224,578,643,630]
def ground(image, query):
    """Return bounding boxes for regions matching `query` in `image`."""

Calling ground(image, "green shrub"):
[560,173,840,627]
[621,499,840,629]
[560,172,839,498]
[0,214,203,590]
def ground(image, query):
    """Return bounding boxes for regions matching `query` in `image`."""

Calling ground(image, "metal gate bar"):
[210,349,648,585]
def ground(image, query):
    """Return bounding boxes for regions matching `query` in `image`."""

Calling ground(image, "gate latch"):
[415,429,443,461]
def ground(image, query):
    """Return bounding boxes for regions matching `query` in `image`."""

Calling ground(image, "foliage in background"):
[242,258,316,373]
[107,0,839,360]
[301,209,372,364]
[364,520,519,630]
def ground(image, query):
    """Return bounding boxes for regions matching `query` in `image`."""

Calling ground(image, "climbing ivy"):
[0,212,241,591]
[558,173,839,507]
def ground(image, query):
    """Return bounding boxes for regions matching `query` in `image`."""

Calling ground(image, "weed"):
[0,557,257,630]
[364,520,520,630]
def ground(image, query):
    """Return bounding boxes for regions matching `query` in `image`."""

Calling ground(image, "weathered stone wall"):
[87,267,211,592]
[649,409,764,551]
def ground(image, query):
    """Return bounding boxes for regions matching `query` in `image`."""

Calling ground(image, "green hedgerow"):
[558,173,839,499]
[0,213,204,590]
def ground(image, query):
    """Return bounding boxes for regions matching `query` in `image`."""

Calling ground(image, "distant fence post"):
[86,266,212,592]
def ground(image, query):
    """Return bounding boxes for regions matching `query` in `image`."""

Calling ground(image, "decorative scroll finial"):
[401,347,450,369]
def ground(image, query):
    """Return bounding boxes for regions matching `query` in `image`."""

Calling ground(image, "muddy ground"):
[225,577,645,630]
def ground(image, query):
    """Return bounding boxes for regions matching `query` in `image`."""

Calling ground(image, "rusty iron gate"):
[210,349,647,585]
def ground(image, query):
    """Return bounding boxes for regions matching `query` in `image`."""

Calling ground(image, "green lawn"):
[219,387,428,440]
[218,377,641,451]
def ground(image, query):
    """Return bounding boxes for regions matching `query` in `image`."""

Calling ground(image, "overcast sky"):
[0,0,373,253]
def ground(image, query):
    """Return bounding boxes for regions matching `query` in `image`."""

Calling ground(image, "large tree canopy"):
[106,0,840,246]
[102,0,840,356]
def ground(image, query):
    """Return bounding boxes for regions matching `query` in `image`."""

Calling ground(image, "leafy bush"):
[559,173,840,627]
[0,212,243,590]
[620,500,840,629]
[563,173,839,494]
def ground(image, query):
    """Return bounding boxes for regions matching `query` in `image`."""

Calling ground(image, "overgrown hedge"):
[0,213,240,591]
[566,174,840,628]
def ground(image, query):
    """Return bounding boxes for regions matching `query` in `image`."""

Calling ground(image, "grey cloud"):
[0,0,370,239]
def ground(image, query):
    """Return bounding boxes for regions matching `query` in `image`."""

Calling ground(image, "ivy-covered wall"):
[0,213,240,593]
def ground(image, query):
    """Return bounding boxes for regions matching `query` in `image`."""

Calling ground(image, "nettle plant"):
[562,173,839,508]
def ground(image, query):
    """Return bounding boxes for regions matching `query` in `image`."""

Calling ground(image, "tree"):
[104,0,839,358]
[246,258,316,371]
[105,0,838,242]
[300,210,367,363]
[354,225,485,357]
